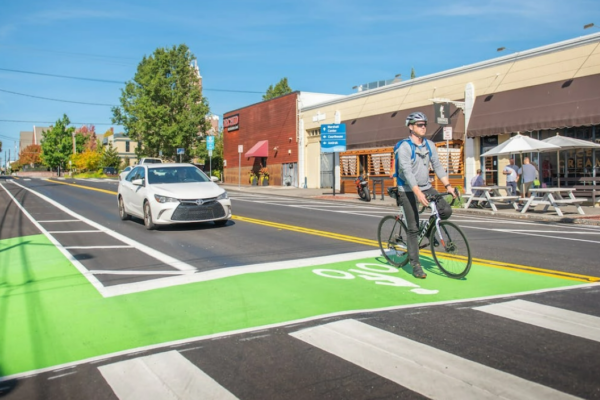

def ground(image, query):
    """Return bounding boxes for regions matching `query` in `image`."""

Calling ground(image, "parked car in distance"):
[103,167,117,176]
[119,166,133,181]
[117,163,232,230]
[138,157,162,164]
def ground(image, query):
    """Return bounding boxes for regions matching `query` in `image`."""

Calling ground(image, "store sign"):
[224,114,239,132]
[435,103,450,125]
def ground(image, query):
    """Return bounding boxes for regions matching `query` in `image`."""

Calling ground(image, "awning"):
[245,140,269,158]
[467,74,600,138]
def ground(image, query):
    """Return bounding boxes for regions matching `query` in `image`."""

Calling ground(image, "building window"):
[308,129,320,137]
[126,141,130,152]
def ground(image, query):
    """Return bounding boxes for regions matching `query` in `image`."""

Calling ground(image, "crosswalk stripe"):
[474,299,600,342]
[290,319,580,400]
[98,350,238,400]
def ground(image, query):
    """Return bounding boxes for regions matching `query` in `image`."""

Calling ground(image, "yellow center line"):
[233,215,600,283]
[41,181,600,283]
[47,179,117,195]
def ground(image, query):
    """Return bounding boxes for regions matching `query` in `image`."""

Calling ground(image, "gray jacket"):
[396,138,447,192]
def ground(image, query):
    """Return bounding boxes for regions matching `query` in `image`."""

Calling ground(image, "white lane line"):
[291,319,580,400]
[462,225,600,244]
[64,246,134,249]
[99,351,238,400]
[38,219,82,222]
[0,182,106,295]
[89,270,189,276]
[474,300,600,343]
[10,181,197,276]
[47,230,102,233]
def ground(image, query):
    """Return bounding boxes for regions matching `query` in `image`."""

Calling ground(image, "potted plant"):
[260,167,269,186]
[249,171,258,186]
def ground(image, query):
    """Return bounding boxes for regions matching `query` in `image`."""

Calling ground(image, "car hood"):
[151,182,224,199]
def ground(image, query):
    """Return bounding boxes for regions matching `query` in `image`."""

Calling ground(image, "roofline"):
[302,32,600,112]
[223,91,300,116]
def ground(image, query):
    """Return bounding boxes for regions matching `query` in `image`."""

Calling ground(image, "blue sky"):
[1,0,599,156]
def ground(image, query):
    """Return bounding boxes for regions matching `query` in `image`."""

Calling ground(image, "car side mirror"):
[132,178,144,186]
[211,176,219,183]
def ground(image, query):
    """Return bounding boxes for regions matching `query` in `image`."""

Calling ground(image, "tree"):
[75,125,98,152]
[72,149,102,172]
[102,142,121,169]
[411,67,416,79]
[40,114,75,172]
[112,44,211,161]
[263,77,292,100]
[19,144,42,166]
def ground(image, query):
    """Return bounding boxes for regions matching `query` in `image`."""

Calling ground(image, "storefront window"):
[481,136,498,185]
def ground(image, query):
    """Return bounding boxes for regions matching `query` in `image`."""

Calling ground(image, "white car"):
[117,163,232,230]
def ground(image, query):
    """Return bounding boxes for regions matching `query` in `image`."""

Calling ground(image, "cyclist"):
[392,111,456,279]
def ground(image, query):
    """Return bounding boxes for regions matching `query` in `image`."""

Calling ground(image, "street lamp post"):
[584,23,599,30]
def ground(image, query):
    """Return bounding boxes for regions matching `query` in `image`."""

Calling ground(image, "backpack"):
[392,138,432,186]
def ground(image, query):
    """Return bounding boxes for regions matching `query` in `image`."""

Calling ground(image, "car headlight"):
[217,191,229,200]
[154,194,180,203]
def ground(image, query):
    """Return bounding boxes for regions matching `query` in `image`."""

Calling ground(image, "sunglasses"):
[413,123,427,128]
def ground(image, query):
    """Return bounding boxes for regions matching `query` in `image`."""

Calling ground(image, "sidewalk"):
[221,184,600,226]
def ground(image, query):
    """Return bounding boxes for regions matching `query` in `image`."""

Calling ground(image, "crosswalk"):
[90,298,598,399]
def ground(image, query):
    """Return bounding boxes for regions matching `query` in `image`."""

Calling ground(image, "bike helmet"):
[405,111,428,126]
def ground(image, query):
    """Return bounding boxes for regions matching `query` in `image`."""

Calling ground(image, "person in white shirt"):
[470,169,485,208]
[503,158,519,196]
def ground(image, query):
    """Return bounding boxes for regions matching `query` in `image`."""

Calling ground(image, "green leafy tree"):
[40,114,75,172]
[102,142,121,169]
[411,67,416,79]
[112,44,211,161]
[263,77,292,100]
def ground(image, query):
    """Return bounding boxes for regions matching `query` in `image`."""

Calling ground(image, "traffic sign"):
[320,124,347,153]
[208,150,213,157]
[443,127,453,140]
[206,136,215,150]
[177,148,185,155]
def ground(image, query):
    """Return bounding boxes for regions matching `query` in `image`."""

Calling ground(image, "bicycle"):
[377,187,472,279]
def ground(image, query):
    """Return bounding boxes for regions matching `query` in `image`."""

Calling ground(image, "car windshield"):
[147,167,211,184]
[144,159,162,164]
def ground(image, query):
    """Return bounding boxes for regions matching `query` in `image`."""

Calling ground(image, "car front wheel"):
[144,201,156,230]
[118,196,130,220]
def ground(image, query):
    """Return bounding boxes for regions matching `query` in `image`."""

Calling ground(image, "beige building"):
[103,133,139,166]
[19,126,50,151]
[298,32,600,193]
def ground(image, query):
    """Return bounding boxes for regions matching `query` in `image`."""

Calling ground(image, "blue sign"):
[206,136,215,150]
[320,124,347,153]
[177,148,185,155]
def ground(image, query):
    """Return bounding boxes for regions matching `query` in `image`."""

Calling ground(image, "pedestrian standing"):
[503,158,519,196]
[470,169,485,208]
[518,157,538,198]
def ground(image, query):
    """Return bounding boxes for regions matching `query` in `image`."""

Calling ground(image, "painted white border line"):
[103,250,381,297]
[10,180,198,279]
[2,282,596,383]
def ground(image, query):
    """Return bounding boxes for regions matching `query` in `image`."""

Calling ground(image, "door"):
[320,153,334,188]
[481,136,499,185]
[282,163,298,187]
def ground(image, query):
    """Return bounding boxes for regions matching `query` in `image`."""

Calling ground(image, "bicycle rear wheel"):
[377,215,409,267]
[430,221,471,278]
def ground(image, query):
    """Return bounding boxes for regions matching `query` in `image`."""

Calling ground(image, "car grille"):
[171,198,226,221]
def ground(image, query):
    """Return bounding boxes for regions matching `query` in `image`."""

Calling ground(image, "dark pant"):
[399,188,452,267]
[507,182,517,196]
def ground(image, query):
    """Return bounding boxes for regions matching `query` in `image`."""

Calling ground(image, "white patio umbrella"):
[480,133,559,195]
[541,133,600,187]
[481,133,560,157]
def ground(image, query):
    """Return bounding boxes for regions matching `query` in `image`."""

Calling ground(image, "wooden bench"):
[572,177,600,204]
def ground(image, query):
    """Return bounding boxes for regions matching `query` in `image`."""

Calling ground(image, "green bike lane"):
[1,231,594,380]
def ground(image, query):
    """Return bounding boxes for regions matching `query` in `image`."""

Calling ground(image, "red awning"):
[245,140,269,157]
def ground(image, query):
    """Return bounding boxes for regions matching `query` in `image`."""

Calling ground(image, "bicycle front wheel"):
[377,215,409,267]
[430,221,471,278]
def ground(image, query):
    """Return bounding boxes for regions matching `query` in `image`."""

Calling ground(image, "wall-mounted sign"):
[320,124,347,153]
[435,103,450,125]
[224,114,239,132]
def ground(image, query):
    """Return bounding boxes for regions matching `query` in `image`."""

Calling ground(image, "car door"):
[130,166,148,216]
[122,166,144,217]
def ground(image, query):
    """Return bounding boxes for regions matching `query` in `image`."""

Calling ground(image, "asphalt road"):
[1,176,599,399]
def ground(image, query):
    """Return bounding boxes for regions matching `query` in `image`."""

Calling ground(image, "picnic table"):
[519,187,586,216]
[463,186,520,212]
